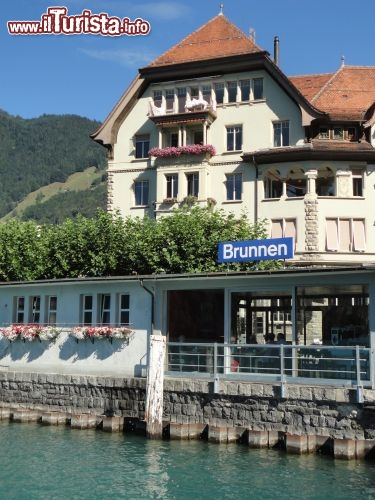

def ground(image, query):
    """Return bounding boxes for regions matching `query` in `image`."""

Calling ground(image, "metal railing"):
[167,342,372,388]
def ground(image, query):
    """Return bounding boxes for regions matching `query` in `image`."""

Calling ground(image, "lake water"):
[0,421,375,499]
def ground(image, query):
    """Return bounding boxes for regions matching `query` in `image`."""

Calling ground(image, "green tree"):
[0,208,280,281]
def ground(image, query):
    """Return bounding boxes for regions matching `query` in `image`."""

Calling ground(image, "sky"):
[2,0,375,123]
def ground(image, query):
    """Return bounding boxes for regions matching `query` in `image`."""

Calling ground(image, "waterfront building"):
[91,13,375,267]
[2,13,375,394]
[0,267,374,392]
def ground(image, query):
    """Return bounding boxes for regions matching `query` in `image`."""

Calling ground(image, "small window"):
[214,83,224,104]
[46,296,57,325]
[134,180,149,206]
[190,87,199,99]
[153,90,162,105]
[352,171,363,197]
[169,132,178,147]
[227,81,237,103]
[135,135,150,159]
[273,121,290,147]
[226,173,242,201]
[253,78,264,100]
[29,296,41,324]
[193,130,203,145]
[99,294,111,325]
[166,174,178,199]
[165,89,175,113]
[202,85,211,103]
[14,296,25,324]
[347,127,356,141]
[326,218,366,252]
[264,171,283,199]
[119,294,130,325]
[271,219,297,246]
[239,80,250,101]
[186,172,199,197]
[82,295,93,325]
[226,126,243,151]
[333,127,344,140]
[318,127,329,139]
[177,87,187,113]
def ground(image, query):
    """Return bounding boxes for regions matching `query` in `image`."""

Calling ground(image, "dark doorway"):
[168,290,224,342]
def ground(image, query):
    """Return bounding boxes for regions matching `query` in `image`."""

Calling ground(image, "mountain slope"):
[0,110,107,219]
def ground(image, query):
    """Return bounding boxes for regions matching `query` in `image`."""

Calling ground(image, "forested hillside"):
[0,110,107,220]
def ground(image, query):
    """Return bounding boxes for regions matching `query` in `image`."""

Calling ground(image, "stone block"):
[12,409,39,423]
[248,429,269,448]
[102,415,124,432]
[41,412,67,426]
[268,430,283,448]
[334,438,356,460]
[286,433,309,454]
[169,423,190,440]
[227,426,246,443]
[188,423,207,440]
[208,425,228,443]
[70,413,97,430]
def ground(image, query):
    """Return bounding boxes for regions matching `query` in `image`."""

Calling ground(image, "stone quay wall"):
[1,371,375,458]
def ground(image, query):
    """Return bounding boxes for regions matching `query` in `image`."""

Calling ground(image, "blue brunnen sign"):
[218,237,294,263]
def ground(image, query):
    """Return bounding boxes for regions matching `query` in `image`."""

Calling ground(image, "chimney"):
[273,36,279,66]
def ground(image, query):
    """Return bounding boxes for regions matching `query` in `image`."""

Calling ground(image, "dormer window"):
[227,81,237,103]
[317,125,357,141]
[253,78,264,100]
[214,83,225,104]
[333,127,344,140]
[318,127,329,139]
[166,89,175,113]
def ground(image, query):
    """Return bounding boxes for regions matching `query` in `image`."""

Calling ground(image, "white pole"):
[144,335,166,438]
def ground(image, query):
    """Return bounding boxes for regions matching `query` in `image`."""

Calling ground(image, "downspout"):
[139,278,155,373]
[252,154,259,224]
[139,278,154,336]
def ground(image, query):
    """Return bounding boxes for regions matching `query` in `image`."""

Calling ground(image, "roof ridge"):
[289,72,334,78]
[147,14,264,68]
[149,14,221,66]
[310,66,343,104]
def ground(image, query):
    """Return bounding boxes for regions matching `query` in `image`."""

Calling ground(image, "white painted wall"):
[0,280,151,377]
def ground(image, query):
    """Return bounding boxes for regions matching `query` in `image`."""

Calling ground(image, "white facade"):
[92,15,375,267]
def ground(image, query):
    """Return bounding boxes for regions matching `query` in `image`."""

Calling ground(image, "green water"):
[0,422,375,499]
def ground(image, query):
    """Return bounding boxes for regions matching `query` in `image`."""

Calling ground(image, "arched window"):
[316,167,335,196]
[264,169,282,199]
[286,169,306,197]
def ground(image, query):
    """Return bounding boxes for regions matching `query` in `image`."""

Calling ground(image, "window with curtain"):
[226,173,242,201]
[325,218,366,252]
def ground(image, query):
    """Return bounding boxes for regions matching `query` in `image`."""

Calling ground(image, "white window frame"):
[166,174,178,199]
[81,295,93,326]
[226,125,243,152]
[273,121,290,147]
[118,294,130,326]
[135,134,150,159]
[134,179,149,206]
[29,296,41,324]
[325,218,366,252]
[14,296,25,324]
[226,173,242,201]
[99,294,111,325]
[46,296,57,325]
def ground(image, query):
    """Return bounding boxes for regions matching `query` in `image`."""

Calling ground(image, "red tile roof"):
[290,66,375,120]
[148,14,264,67]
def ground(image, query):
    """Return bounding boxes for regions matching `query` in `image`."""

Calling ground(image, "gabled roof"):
[147,14,264,68]
[290,66,375,120]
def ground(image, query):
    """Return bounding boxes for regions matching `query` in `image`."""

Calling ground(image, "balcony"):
[149,144,216,167]
[148,96,217,127]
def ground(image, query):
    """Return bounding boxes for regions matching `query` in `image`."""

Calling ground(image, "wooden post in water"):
[145,335,166,439]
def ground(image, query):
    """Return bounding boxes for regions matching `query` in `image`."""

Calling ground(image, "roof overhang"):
[243,145,375,164]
